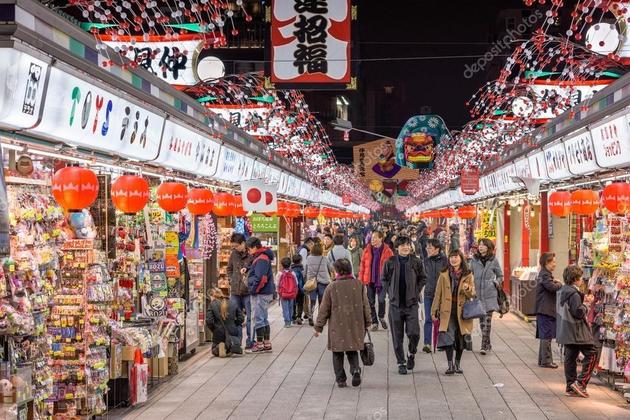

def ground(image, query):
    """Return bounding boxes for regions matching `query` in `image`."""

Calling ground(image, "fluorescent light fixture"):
[0,143,25,152]
[29,149,92,165]
[340,96,349,106]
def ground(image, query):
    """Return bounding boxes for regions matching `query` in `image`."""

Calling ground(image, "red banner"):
[460,167,480,195]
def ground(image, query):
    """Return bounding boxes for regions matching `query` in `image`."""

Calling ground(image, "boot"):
[445,361,455,375]
[454,360,463,374]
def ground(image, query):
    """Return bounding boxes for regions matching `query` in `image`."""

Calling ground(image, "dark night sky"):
[328,0,531,163]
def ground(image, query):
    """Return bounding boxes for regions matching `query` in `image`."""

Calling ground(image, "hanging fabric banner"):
[241,179,278,213]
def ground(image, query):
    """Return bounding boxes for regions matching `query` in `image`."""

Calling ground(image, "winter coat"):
[227,249,252,296]
[206,298,244,347]
[358,244,394,285]
[291,263,305,292]
[471,255,503,313]
[449,232,460,253]
[556,285,593,345]
[535,268,561,318]
[247,248,276,296]
[305,255,334,285]
[431,270,476,335]
[327,245,353,273]
[381,254,427,308]
[424,253,448,299]
[415,234,428,262]
[314,275,372,352]
[348,246,362,278]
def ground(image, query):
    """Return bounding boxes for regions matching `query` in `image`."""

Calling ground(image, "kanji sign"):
[460,167,480,195]
[268,0,353,88]
[251,214,280,232]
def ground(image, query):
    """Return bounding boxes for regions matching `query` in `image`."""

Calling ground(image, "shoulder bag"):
[303,257,323,293]
[462,297,485,320]
[360,330,375,366]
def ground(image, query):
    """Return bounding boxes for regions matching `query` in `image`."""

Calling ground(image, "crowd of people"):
[205,220,597,398]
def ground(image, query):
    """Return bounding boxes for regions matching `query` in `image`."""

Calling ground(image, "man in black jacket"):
[557,265,597,398]
[422,238,448,353]
[227,233,253,349]
[535,252,562,368]
[382,236,427,375]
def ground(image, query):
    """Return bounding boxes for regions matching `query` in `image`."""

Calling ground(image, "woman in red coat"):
[359,231,394,331]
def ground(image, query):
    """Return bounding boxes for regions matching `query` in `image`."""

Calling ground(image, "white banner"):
[591,114,630,168]
[544,141,571,180]
[563,129,599,175]
[215,147,254,182]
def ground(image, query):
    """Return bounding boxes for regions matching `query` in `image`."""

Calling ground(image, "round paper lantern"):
[213,192,234,217]
[439,208,456,218]
[602,182,630,214]
[286,203,300,218]
[277,201,289,216]
[570,189,599,215]
[187,188,214,216]
[548,191,571,218]
[321,207,335,218]
[157,182,188,213]
[233,196,247,217]
[304,207,319,218]
[111,175,149,214]
[457,205,477,219]
[52,166,99,211]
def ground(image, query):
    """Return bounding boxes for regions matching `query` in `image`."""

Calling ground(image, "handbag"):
[304,257,323,293]
[360,330,375,366]
[462,297,485,320]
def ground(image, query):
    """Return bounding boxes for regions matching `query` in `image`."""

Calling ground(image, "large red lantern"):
[304,206,319,218]
[52,166,99,212]
[233,196,247,217]
[157,182,188,213]
[602,182,630,215]
[570,189,599,215]
[548,191,571,218]
[321,207,335,218]
[277,201,288,216]
[457,205,477,219]
[439,208,456,218]
[111,175,149,214]
[213,192,234,217]
[187,188,214,216]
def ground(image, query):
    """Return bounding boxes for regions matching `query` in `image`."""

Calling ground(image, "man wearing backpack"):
[277,257,299,328]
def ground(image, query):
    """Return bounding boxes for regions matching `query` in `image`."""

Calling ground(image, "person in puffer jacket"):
[246,236,276,354]
[556,265,597,398]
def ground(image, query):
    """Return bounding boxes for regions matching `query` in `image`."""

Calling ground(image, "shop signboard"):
[215,147,254,182]
[0,49,49,129]
[460,167,480,195]
[563,129,599,175]
[250,214,279,232]
[543,141,571,180]
[528,150,548,180]
[590,113,630,168]
[252,160,268,181]
[352,138,419,181]
[268,0,353,89]
[267,167,282,186]
[206,104,290,138]
[30,66,165,161]
[514,157,532,178]
[277,172,289,194]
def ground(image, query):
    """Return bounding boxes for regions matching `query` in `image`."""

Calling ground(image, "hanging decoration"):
[212,192,234,217]
[549,191,572,218]
[602,182,630,215]
[304,206,319,218]
[52,165,99,212]
[111,174,150,214]
[187,188,214,216]
[156,181,188,213]
[199,213,218,260]
[457,205,477,219]
[570,189,600,215]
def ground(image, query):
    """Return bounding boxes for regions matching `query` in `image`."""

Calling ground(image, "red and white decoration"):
[240,179,278,213]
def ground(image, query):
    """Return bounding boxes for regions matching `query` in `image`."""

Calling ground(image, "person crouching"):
[206,287,244,357]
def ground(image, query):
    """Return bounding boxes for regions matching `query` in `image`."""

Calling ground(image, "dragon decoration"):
[399,0,629,211]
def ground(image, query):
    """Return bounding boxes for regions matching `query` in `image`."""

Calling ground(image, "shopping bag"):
[130,349,148,405]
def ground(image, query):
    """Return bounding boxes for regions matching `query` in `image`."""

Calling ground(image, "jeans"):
[389,304,420,365]
[230,295,252,347]
[332,351,359,383]
[423,296,434,346]
[367,283,386,323]
[564,344,597,390]
[251,294,273,340]
[309,283,328,319]
[280,299,294,325]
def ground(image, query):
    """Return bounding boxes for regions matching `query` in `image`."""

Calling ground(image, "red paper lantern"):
[157,182,188,213]
[439,208,456,218]
[304,206,319,218]
[457,205,477,219]
[277,201,288,216]
[233,196,247,217]
[111,175,149,214]
[52,166,99,211]
[602,182,630,215]
[570,189,599,215]
[187,188,214,216]
[321,207,335,218]
[548,191,571,218]
[213,192,234,217]
[285,203,300,218]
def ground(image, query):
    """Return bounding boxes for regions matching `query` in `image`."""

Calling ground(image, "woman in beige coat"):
[314,259,372,388]
[431,249,476,375]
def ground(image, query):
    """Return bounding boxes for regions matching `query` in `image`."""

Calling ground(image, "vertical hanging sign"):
[267,0,355,89]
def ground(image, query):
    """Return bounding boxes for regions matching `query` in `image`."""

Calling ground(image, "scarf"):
[449,267,463,296]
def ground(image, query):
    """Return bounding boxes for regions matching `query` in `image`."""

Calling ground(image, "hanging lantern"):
[111,174,149,214]
[304,206,319,218]
[233,196,247,217]
[52,165,99,212]
[439,208,456,218]
[548,191,571,218]
[457,205,477,219]
[570,189,599,215]
[157,182,188,213]
[213,192,234,217]
[187,188,214,216]
[286,203,300,218]
[602,182,630,215]
[321,207,335,218]
[277,201,288,216]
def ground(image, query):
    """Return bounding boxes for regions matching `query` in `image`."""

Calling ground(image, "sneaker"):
[422,345,432,354]
[371,324,379,332]
[398,364,408,375]
[284,323,291,328]
[565,388,580,397]
[480,349,487,355]
[218,342,227,358]
[245,342,265,354]
[570,382,589,398]
[245,342,254,351]
[337,381,347,388]
[263,341,273,353]
[352,369,362,387]
[380,318,388,330]
[540,363,559,369]
[407,354,415,370]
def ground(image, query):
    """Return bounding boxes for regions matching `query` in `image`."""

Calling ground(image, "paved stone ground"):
[109,304,630,420]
